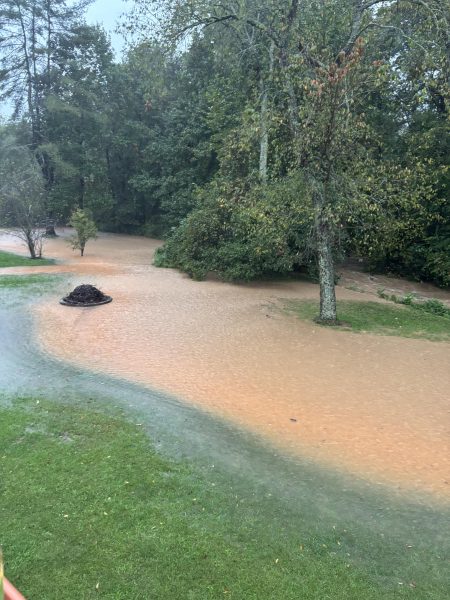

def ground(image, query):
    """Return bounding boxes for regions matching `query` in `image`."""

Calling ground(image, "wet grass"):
[0,274,63,310]
[2,398,446,600]
[0,274,61,289]
[285,300,450,341]
[0,250,54,268]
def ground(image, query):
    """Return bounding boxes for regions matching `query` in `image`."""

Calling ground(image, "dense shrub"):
[155,176,316,281]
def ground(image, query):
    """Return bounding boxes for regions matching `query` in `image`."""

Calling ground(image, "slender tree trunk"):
[35,234,43,258]
[30,6,41,144]
[79,112,86,208]
[280,50,300,139]
[259,81,269,182]
[105,147,116,203]
[25,233,37,259]
[79,176,85,208]
[280,0,300,139]
[259,43,274,183]
[46,0,52,90]
[17,6,37,146]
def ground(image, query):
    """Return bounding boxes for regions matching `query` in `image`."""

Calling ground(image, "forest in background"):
[0,0,448,294]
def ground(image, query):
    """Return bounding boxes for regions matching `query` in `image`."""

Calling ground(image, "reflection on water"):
[1,230,450,499]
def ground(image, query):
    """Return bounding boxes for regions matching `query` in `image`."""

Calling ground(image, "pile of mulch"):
[61,284,112,306]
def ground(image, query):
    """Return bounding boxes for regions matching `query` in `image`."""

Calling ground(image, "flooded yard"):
[2,230,449,500]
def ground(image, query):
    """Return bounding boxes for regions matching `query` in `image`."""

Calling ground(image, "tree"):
[0,0,96,237]
[43,24,115,223]
[0,132,46,258]
[68,208,97,256]
[2,0,445,292]
[129,0,449,314]
[0,0,93,147]
[104,36,237,235]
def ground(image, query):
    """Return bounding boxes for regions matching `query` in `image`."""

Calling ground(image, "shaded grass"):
[284,300,450,341]
[1,399,443,600]
[0,250,54,268]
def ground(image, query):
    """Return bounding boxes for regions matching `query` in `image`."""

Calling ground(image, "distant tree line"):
[0,1,448,318]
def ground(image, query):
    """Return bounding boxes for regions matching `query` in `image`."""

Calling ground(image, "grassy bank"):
[2,398,445,600]
[285,300,450,342]
[0,250,54,268]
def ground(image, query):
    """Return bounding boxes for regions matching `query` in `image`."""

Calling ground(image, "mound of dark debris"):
[61,284,112,306]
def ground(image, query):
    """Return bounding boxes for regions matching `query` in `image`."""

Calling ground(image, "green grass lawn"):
[285,300,450,341]
[2,398,443,600]
[0,250,54,268]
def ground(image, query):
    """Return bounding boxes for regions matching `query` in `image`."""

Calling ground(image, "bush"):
[418,298,450,318]
[155,175,316,281]
[377,289,450,318]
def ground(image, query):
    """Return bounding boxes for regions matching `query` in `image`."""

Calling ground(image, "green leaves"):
[68,209,97,256]
[157,174,315,281]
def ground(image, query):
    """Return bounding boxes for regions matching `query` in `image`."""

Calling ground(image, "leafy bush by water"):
[155,176,317,281]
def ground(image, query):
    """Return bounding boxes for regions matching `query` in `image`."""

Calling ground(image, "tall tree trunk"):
[17,5,37,147]
[105,147,116,203]
[313,83,340,323]
[280,50,300,139]
[317,221,337,322]
[280,0,300,139]
[259,43,274,183]
[259,81,269,182]
[46,0,52,90]
[79,175,85,208]
[30,5,41,144]
[314,192,337,322]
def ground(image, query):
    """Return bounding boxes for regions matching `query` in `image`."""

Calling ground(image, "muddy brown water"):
[2,230,450,500]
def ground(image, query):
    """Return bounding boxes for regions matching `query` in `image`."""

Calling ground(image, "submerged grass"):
[0,274,63,309]
[1,398,446,600]
[285,299,450,341]
[0,274,61,290]
[0,250,54,268]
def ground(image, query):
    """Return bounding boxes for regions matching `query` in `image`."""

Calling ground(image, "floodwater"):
[1,231,450,500]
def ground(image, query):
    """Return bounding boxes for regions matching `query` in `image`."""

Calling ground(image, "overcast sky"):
[86,0,129,56]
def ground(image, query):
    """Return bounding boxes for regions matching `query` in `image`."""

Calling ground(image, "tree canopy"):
[1,0,448,304]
